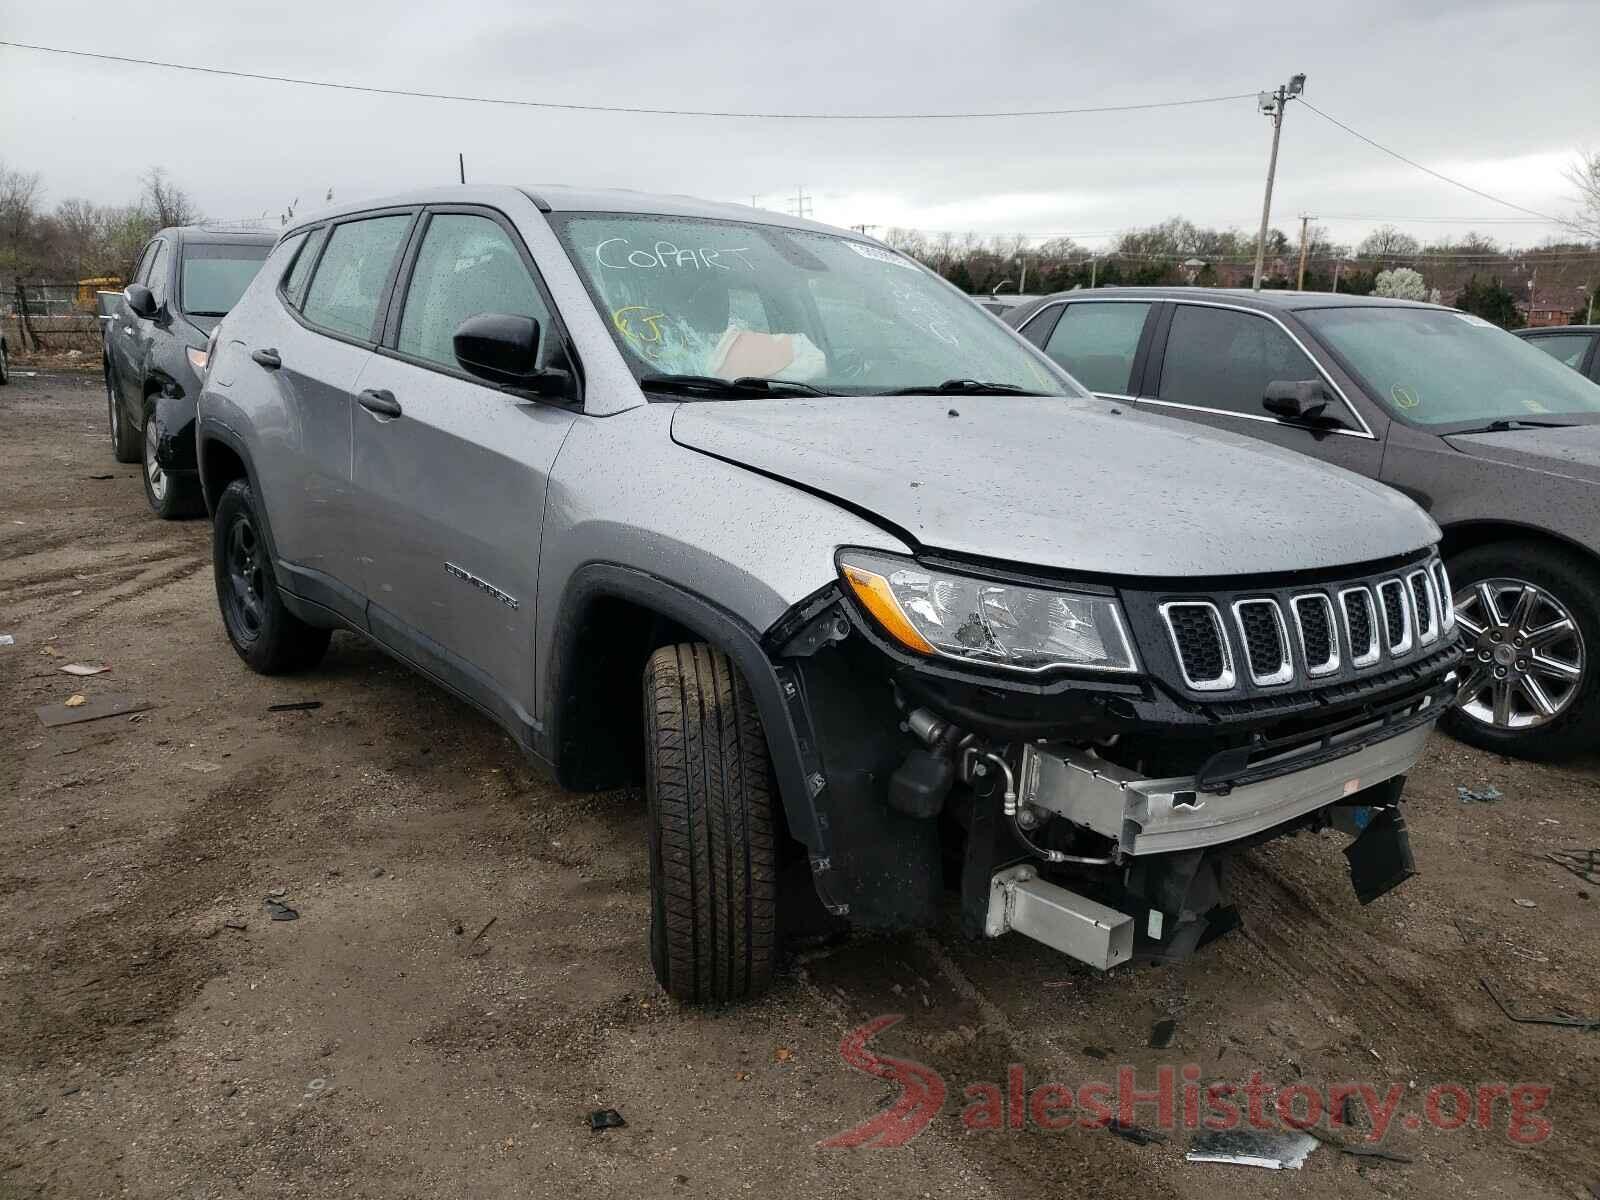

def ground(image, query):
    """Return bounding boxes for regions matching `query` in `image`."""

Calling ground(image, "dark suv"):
[104,226,274,517]
[1006,288,1600,758]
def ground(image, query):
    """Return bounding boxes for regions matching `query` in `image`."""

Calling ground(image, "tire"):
[643,643,778,1004]
[141,406,203,519]
[1442,541,1600,759]
[213,478,331,674]
[107,365,140,462]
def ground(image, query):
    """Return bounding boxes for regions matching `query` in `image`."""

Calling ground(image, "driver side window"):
[397,213,552,372]
[1158,305,1335,420]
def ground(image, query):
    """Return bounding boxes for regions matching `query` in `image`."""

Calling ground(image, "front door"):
[350,208,577,733]
[1140,302,1387,479]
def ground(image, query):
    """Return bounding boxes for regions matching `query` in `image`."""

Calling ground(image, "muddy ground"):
[1,367,1596,1199]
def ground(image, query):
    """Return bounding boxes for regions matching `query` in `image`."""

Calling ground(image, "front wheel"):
[141,408,203,519]
[213,478,331,674]
[643,644,778,1004]
[1443,542,1600,759]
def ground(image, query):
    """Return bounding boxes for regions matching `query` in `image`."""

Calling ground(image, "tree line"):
[0,162,204,286]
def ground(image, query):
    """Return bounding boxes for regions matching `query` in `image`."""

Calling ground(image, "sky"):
[1,0,1595,254]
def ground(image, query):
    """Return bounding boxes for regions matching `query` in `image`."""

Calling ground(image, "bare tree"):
[140,166,201,228]
[0,161,45,277]
[1357,225,1422,262]
[1566,150,1600,236]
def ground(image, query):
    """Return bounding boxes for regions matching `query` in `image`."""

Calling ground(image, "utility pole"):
[789,186,812,220]
[1296,214,1315,290]
[1089,257,1098,289]
[1252,73,1306,293]
[1018,253,1028,293]
[849,223,878,237]
[458,153,466,185]
[1332,259,1342,293]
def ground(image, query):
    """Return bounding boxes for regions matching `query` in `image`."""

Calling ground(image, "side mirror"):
[453,313,571,398]
[125,284,158,321]
[1263,378,1330,420]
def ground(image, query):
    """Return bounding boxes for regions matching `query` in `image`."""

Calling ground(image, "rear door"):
[1139,301,1386,478]
[243,211,416,623]
[1028,299,1156,398]
[349,206,578,729]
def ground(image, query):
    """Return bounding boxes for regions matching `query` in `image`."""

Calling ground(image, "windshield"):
[1300,306,1600,427]
[549,213,1082,397]
[180,243,271,316]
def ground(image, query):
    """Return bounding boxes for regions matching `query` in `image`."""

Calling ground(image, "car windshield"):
[1300,305,1600,428]
[549,212,1082,397]
[180,243,271,316]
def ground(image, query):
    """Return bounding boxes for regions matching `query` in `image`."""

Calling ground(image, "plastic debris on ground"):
[263,898,299,922]
[0,634,13,646]
[60,663,110,677]
[1480,976,1600,1031]
[1106,1119,1166,1145]
[35,695,153,727]
[1149,1018,1177,1049]
[589,1109,626,1132]
[267,700,323,712]
[1187,1129,1320,1169]
[1513,898,1537,908]
[1457,785,1502,804]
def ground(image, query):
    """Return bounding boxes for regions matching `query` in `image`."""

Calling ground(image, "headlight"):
[838,550,1139,674]
[186,345,209,373]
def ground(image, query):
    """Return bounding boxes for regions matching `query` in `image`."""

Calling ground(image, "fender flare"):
[545,562,830,863]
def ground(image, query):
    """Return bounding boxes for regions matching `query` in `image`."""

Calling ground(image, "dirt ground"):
[2,366,1597,1200]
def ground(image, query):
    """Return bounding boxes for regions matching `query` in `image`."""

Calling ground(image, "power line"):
[1298,100,1597,238]
[0,40,1256,121]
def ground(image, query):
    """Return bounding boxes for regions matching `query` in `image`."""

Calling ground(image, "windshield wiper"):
[1452,418,1575,434]
[876,379,1049,397]
[638,373,830,399]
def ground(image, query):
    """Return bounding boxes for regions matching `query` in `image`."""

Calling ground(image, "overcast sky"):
[1,0,1594,252]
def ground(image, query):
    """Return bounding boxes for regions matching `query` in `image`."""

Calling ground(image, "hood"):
[1445,423,1600,486]
[671,396,1438,579]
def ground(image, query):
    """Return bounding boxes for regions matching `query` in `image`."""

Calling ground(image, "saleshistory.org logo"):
[819,1016,1555,1149]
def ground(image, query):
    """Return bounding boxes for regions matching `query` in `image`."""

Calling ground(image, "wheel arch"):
[544,563,826,858]
[1439,520,1600,573]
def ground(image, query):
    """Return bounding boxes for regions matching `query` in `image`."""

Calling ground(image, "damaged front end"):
[764,546,1462,972]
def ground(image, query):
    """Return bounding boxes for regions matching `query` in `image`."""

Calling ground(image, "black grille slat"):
[1379,581,1407,648]
[1167,605,1226,683]
[1410,573,1434,637]
[1295,596,1334,669]
[1237,601,1286,681]
[1343,590,1376,661]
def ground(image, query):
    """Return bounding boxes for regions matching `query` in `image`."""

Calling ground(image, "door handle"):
[358,388,402,419]
[250,348,282,370]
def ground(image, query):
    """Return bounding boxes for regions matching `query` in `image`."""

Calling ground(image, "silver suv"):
[196,186,1461,1002]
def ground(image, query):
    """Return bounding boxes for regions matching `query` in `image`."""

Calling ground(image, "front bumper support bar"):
[1019,719,1435,856]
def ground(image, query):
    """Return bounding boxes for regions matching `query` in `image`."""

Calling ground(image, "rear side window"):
[1524,333,1593,370]
[145,242,171,305]
[1042,302,1151,394]
[396,214,552,370]
[280,227,324,309]
[1158,305,1320,416]
[301,215,411,341]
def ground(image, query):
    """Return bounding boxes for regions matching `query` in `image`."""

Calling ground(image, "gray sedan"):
[1006,288,1600,759]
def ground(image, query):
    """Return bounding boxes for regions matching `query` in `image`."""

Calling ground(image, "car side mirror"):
[125,284,158,321]
[453,313,571,398]
[1263,378,1330,420]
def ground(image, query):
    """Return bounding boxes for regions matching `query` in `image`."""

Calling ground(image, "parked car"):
[104,226,274,517]
[1516,324,1600,382]
[1005,287,1600,759]
[197,188,1459,1002]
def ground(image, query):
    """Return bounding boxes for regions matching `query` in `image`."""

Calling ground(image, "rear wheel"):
[141,407,203,519]
[107,365,139,462]
[1443,542,1600,759]
[213,478,331,674]
[643,643,778,1004]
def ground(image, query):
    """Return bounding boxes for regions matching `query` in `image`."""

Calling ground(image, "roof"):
[282,184,858,242]
[1004,285,1448,327]
[158,224,278,246]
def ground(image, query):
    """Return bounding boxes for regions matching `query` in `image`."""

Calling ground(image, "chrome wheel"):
[1453,578,1585,730]
[144,417,167,502]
